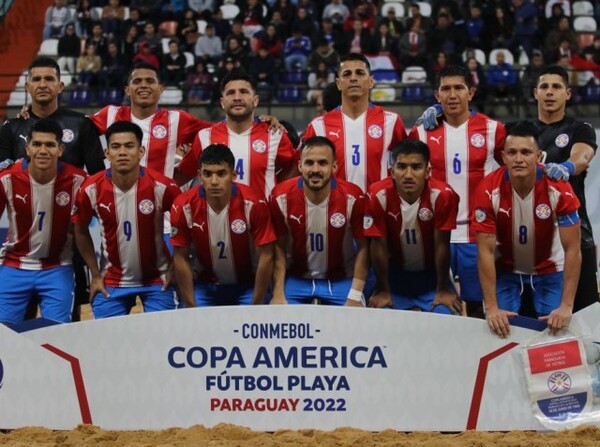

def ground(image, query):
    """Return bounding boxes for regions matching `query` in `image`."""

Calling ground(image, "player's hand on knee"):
[368,291,393,308]
[485,307,517,338]
[415,104,443,130]
[431,289,462,315]
[543,161,575,181]
[539,304,572,335]
[89,275,110,302]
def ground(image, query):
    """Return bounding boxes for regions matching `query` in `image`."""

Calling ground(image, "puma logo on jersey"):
[289,214,302,224]
[328,130,341,138]
[99,203,111,213]
[18,134,27,144]
[485,190,494,200]
[15,193,28,203]
[565,192,573,198]
[387,211,401,221]
[171,205,179,213]
[429,136,442,144]
[193,222,205,231]
[498,207,511,217]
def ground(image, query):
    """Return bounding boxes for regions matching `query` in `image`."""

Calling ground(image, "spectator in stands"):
[465,2,489,52]
[178,9,199,52]
[322,0,350,23]
[521,49,546,102]
[185,60,215,104]
[225,21,251,52]
[99,40,128,89]
[373,22,398,58]
[257,23,283,59]
[465,56,486,112]
[132,41,160,70]
[342,18,373,56]
[569,48,600,87]
[510,0,538,56]
[428,50,449,84]
[86,22,108,58]
[295,0,318,20]
[269,10,290,40]
[249,46,279,97]
[489,6,513,50]
[161,0,187,22]
[76,43,102,88]
[188,0,214,17]
[316,18,344,54]
[307,61,335,103]
[283,27,312,71]
[138,22,162,58]
[75,0,94,38]
[57,23,81,80]
[379,6,404,39]
[544,16,577,62]
[431,0,463,21]
[271,0,296,24]
[399,22,428,69]
[123,8,146,36]
[238,0,266,39]
[405,3,429,34]
[195,23,223,65]
[343,2,375,32]
[121,25,139,64]
[307,38,339,72]
[129,0,163,25]
[295,7,317,41]
[162,39,187,86]
[586,35,600,65]
[427,13,464,64]
[553,37,574,65]
[43,0,71,39]
[223,36,249,71]
[487,50,518,102]
[212,9,232,41]
[541,1,566,37]
[101,0,125,39]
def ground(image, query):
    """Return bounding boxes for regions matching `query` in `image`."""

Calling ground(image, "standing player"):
[301,53,407,193]
[170,144,275,307]
[0,119,86,324]
[366,139,461,314]
[534,65,598,312]
[175,73,297,198]
[409,65,506,317]
[72,122,181,318]
[0,57,105,321]
[473,122,581,338]
[270,136,368,306]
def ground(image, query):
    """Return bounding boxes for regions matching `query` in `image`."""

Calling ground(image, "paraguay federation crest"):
[138,199,155,215]
[62,128,75,143]
[555,133,569,148]
[55,191,70,207]
[252,139,267,153]
[536,204,552,220]
[330,212,346,228]
[475,208,487,222]
[470,133,485,148]
[363,215,373,229]
[231,219,247,234]
[152,124,167,139]
[418,207,433,221]
[368,125,383,139]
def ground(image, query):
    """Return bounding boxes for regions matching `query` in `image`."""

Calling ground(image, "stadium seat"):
[7,90,27,106]
[277,86,304,103]
[409,2,432,17]
[381,3,405,18]
[545,0,571,18]
[160,87,183,105]
[488,48,514,65]
[92,7,103,21]
[572,1,594,17]
[159,21,178,37]
[574,16,598,32]
[196,20,208,35]
[15,71,27,88]
[123,6,130,20]
[69,88,92,107]
[220,4,240,21]
[161,37,171,53]
[98,88,124,106]
[583,85,600,102]
[401,66,427,84]
[38,39,59,57]
[184,51,195,68]
[281,70,308,85]
[401,86,425,102]
[578,33,595,48]
[372,69,400,83]
[462,48,486,66]
[371,86,396,102]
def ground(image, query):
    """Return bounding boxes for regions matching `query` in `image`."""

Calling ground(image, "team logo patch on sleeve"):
[363,215,373,229]
[418,208,433,221]
[470,133,485,148]
[138,199,155,214]
[62,129,75,143]
[152,125,167,139]
[252,139,267,153]
[475,208,487,222]
[231,219,247,234]
[330,212,346,228]
[368,125,383,139]
[535,204,552,219]
[555,133,569,148]
[55,191,71,206]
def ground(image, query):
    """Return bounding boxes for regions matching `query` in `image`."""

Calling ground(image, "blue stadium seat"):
[401,86,425,102]
[98,88,124,106]
[583,85,600,102]
[372,69,400,83]
[281,70,308,85]
[69,88,92,107]
[277,86,304,103]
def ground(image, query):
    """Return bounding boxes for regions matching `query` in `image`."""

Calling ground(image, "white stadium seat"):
[7,90,27,106]
[38,39,59,56]
[409,2,432,17]
[574,16,598,32]
[184,51,195,68]
[488,48,514,65]
[220,4,240,21]
[160,87,183,105]
[381,3,405,18]
[573,2,594,17]
[462,49,486,66]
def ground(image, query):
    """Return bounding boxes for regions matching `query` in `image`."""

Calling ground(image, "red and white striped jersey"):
[365,177,459,271]
[409,113,505,243]
[72,168,181,287]
[0,160,86,269]
[302,105,407,193]
[270,177,366,280]
[178,121,296,197]
[472,166,581,275]
[91,106,211,177]
[170,183,276,285]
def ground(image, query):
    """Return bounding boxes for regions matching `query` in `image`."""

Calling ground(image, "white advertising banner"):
[1,305,599,431]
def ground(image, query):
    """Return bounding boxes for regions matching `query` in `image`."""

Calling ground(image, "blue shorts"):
[163,234,173,255]
[0,265,74,324]
[284,276,353,306]
[92,284,178,318]
[387,267,454,314]
[496,271,563,316]
[450,243,483,302]
[192,283,267,306]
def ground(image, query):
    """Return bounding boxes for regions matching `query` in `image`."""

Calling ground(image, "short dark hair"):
[127,62,162,84]
[28,118,63,143]
[435,64,473,89]
[322,82,342,112]
[536,65,570,87]
[28,56,61,79]
[391,139,430,165]
[220,72,256,94]
[338,53,371,74]
[199,144,235,169]
[106,121,144,145]
[505,120,540,141]
[301,136,336,158]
